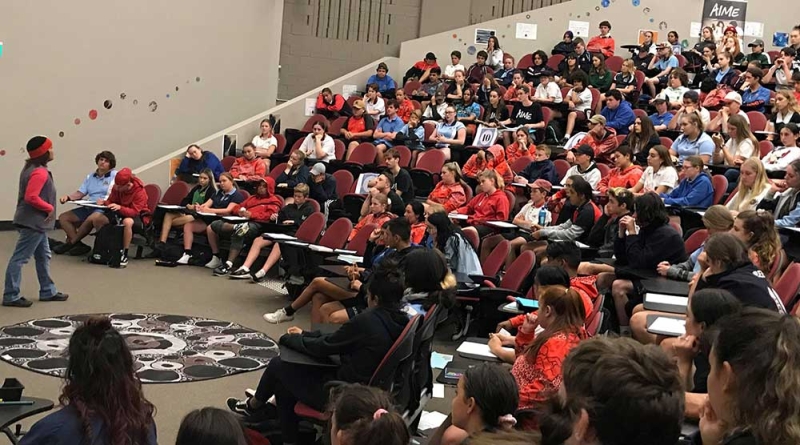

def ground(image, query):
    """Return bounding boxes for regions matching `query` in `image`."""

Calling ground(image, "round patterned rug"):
[0,313,278,383]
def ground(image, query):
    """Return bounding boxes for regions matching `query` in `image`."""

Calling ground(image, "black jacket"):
[276,164,310,188]
[308,174,337,203]
[179,184,213,206]
[277,201,315,233]
[280,307,407,384]
[613,222,687,270]
[696,262,786,313]
[552,41,576,57]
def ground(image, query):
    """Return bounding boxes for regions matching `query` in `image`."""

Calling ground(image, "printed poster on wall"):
[568,21,590,38]
[701,0,747,42]
[474,29,495,45]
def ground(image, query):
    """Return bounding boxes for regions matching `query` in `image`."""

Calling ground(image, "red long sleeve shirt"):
[24,168,54,213]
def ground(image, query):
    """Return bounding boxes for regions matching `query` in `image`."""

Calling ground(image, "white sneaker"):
[176,253,191,265]
[263,308,294,324]
[205,256,222,269]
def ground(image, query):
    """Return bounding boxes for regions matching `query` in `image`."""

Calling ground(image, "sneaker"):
[176,253,191,265]
[229,268,251,279]
[234,223,250,237]
[213,263,232,276]
[118,251,129,268]
[251,270,267,283]
[2,297,33,308]
[205,256,222,269]
[52,242,74,255]
[67,241,92,256]
[227,397,258,417]
[263,308,294,324]
[40,292,69,302]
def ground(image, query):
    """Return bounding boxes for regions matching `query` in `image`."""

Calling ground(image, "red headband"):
[28,139,52,159]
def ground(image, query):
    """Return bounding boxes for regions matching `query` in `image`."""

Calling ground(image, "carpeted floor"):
[0,231,455,443]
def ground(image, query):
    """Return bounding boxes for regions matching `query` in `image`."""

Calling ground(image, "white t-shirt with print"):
[567,88,593,113]
[515,202,552,226]
[638,166,679,192]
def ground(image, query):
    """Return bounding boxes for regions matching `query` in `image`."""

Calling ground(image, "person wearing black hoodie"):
[306,162,337,205]
[515,145,558,184]
[611,192,687,333]
[226,260,409,445]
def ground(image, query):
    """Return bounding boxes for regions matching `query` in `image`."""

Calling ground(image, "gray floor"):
[0,231,455,444]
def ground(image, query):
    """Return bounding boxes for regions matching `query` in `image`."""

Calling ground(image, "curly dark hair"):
[61,316,155,445]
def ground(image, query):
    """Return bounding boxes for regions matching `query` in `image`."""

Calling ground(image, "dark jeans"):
[254,356,335,443]
[724,169,740,193]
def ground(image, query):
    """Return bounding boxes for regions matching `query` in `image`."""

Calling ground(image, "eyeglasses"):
[682,164,695,170]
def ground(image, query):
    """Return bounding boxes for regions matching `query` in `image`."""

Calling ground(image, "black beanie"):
[26,136,48,153]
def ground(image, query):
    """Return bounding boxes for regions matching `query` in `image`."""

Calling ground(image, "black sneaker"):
[3,297,33,308]
[67,242,91,256]
[119,251,129,268]
[251,272,267,283]
[52,242,74,255]
[213,263,232,276]
[229,268,251,279]
[40,292,69,302]
[227,397,258,417]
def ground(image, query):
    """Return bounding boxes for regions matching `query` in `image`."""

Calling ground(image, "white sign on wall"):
[342,84,358,99]
[568,21,590,38]
[515,23,538,40]
[690,22,703,38]
[304,98,316,117]
[744,21,764,37]
[474,28,495,44]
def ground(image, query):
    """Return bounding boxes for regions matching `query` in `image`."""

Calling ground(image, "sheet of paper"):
[502,302,519,312]
[342,84,358,99]
[784,227,800,233]
[498,328,512,337]
[334,249,357,254]
[457,341,513,359]
[263,233,297,240]
[512,182,528,188]
[419,411,449,430]
[304,98,316,117]
[285,241,309,247]
[158,204,183,210]
[487,221,516,228]
[448,213,468,220]
[646,293,689,307]
[690,22,703,38]
[569,20,590,38]
[223,216,248,222]
[575,241,591,249]
[516,23,538,40]
[433,383,445,398]
[744,21,764,37]
[649,317,686,336]
[430,351,453,369]
[308,244,333,253]
[337,254,364,264]
[196,211,218,216]
[72,200,96,205]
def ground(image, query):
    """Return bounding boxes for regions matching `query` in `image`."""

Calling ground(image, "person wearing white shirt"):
[562,144,602,189]
[653,69,690,109]
[668,90,710,131]
[726,158,771,214]
[712,114,757,167]
[299,121,336,163]
[443,51,465,80]
[364,84,385,118]
[486,36,504,71]
[562,73,593,141]
[251,119,278,169]
[707,92,751,135]
[762,123,800,172]
[533,72,563,105]
[630,145,679,194]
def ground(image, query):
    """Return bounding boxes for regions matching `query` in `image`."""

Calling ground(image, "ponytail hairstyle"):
[402,248,456,309]
[710,308,800,445]
[525,286,586,360]
[199,168,218,194]
[328,384,409,445]
[735,210,781,275]
[219,172,238,190]
[700,205,734,233]
[460,363,520,431]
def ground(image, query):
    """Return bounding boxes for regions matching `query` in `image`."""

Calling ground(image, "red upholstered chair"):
[305,199,320,213]
[328,117,348,137]
[422,121,437,143]
[746,111,768,132]
[346,223,377,256]
[504,190,516,216]
[711,175,728,205]
[143,184,162,215]
[221,156,236,171]
[768,249,788,285]
[606,56,624,73]
[332,170,354,198]
[301,115,330,133]
[517,54,534,69]
[274,134,287,155]
[510,156,534,174]
[411,149,446,198]
[238,190,250,201]
[675,54,687,68]
[294,212,326,243]
[724,186,739,205]
[588,88,601,113]
[541,106,553,126]
[596,163,611,178]
[586,311,605,337]
[774,262,800,310]
[317,217,353,249]
[268,163,287,181]
[616,134,627,147]
[481,240,511,279]
[393,145,413,168]
[554,159,571,182]
[759,140,774,158]
[660,136,674,149]
[670,221,683,237]
[348,143,377,165]
[160,181,191,205]
[547,54,564,71]
[346,95,362,108]
[633,108,648,120]
[463,229,479,251]
[684,229,708,256]
[333,139,346,161]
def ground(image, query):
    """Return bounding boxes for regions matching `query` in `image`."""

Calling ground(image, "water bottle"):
[538,207,547,226]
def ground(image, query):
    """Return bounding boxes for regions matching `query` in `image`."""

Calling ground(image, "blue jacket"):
[177,151,224,180]
[21,406,157,445]
[661,172,714,208]
[601,100,636,135]
[519,159,558,184]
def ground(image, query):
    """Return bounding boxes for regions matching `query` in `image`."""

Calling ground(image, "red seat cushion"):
[294,402,329,421]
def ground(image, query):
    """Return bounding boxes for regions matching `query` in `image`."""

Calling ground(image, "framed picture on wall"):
[474,29,495,45]
[223,134,238,157]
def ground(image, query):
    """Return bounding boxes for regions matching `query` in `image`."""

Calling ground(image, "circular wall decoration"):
[133,99,139,105]
[74,118,81,125]
[149,101,158,112]
[467,45,477,55]
[104,100,113,110]
[58,131,65,138]
[120,93,127,100]
[88,110,98,120]
[196,76,201,82]
[0,150,6,156]
[0,314,278,383]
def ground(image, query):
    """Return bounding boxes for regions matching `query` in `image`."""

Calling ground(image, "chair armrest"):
[477,287,524,301]
[468,274,500,286]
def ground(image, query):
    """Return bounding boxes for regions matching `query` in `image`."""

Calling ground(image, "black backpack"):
[89,224,123,267]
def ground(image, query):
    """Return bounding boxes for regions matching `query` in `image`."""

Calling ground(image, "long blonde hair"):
[776,91,800,115]
[731,158,769,211]
[728,114,758,147]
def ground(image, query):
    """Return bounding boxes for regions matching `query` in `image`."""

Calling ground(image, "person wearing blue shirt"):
[757,159,800,228]
[649,98,674,131]
[366,62,397,98]
[398,110,425,151]
[741,67,771,113]
[53,151,118,255]
[661,156,714,208]
[372,99,406,164]
[176,144,224,182]
[670,112,715,164]
[600,90,636,135]
[644,43,679,97]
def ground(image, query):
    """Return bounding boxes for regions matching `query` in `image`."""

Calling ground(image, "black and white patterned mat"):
[0,313,278,383]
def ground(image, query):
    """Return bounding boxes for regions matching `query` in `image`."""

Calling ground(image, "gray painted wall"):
[0,0,283,221]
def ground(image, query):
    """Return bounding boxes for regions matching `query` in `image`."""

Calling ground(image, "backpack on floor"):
[89,224,123,267]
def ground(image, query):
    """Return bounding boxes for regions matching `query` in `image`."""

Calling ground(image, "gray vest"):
[14,164,57,232]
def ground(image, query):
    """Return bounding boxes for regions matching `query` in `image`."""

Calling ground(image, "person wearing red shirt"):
[405,51,440,84]
[341,100,375,156]
[394,89,415,124]
[505,128,536,166]
[455,169,510,239]
[314,87,352,120]
[567,114,620,165]
[587,21,616,58]
[98,168,150,268]
[597,146,644,193]
[229,143,266,181]
[206,177,283,276]
[427,162,468,213]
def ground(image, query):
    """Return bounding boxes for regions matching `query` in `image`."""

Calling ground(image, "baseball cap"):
[724,91,743,104]
[353,100,365,110]
[724,26,737,35]
[652,97,667,105]
[748,39,765,47]
[574,144,595,159]
[656,41,670,49]
[530,179,553,193]
[115,167,132,185]
[425,52,437,60]
[310,163,326,176]
[588,114,607,126]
